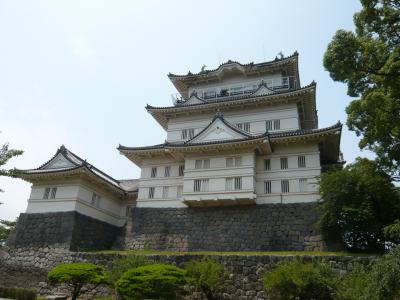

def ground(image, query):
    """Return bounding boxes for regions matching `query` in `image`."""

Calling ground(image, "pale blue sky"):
[0,0,372,220]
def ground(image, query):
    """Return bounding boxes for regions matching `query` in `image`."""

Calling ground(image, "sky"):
[0,0,372,220]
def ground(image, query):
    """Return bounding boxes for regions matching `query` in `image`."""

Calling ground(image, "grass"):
[91,250,376,257]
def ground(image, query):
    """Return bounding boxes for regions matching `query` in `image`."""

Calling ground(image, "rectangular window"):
[178,165,185,176]
[236,122,250,132]
[225,178,233,191]
[194,179,201,192]
[50,187,57,199]
[162,186,169,198]
[188,129,195,139]
[203,159,210,169]
[181,129,188,140]
[226,157,234,167]
[43,187,50,199]
[202,179,209,192]
[150,167,157,178]
[264,159,271,170]
[264,181,272,194]
[281,180,290,193]
[164,166,171,177]
[177,185,183,197]
[235,156,242,166]
[266,120,273,131]
[91,192,101,207]
[148,187,155,199]
[280,157,288,169]
[298,155,306,168]
[195,159,210,169]
[274,119,281,130]
[234,177,242,190]
[226,156,241,167]
[299,178,307,192]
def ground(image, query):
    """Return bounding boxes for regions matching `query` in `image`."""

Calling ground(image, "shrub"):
[384,219,400,245]
[184,257,226,300]
[116,263,187,300]
[48,263,108,300]
[0,286,36,300]
[107,254,154,286]
[263,258,336,300]
[335,265,371,300]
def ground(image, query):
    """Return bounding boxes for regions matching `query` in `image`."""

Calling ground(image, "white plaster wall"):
[167,104,299,142]
[25,182,127,226]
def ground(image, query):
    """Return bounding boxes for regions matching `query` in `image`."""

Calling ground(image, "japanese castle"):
[19,52,343,229]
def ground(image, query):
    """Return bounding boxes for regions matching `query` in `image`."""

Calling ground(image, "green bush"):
[107,254,154,286]
[335,265,371,300]
[184,257,226,300]
[116,263,187,300]
[264,258,336,300]
[0,286,37,300]
[384,219,400,245]
[48,263,108,300]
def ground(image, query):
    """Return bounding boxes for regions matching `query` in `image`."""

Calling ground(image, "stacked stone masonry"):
[0,247,375,300]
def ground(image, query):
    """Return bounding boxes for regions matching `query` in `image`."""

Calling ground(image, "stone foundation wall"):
[6,211,121,251]
[116,203,325,251]
[0,247,375,300]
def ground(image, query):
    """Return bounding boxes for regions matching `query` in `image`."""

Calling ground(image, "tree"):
[0,219,16,245]
[384,219,400,245]
[48,263,108,300]
[318,158,400,252]
[323,0,400,180]
[184,257,226,300]
[0,134,23,196]
[263,258,336,300]
[116,264,187,300]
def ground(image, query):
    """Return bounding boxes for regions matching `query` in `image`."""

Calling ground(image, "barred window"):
[188,129,195,139]
[236,122,250,132]
[299,178,307,192]
[266,120,273,131]
[91,192,101,207]
[266,119,280,130]
[264,158,271,170]
[274,119,281,130]
[280,157,288,169]
[195,159,210,169]
[148,187,155,199]
[226,177,242,190]
[177,185,183,197]
[43,187,51,199]
[150,167,157,178]
[162,186,169,198]
[194,179,209,192]
[50,187,57,199]
[203,159,210,169]
[181,129,188,140]
[234,177,242,190]
[298,155,306,168]
[178,165,185,176]
[281,180,290,193]
[194,179,201,192]
[264,181,272,194]
[164,166,171,177]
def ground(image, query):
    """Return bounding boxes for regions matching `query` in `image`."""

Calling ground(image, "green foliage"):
[184,257,226,300]
[263,258,336,300]
[0,137,23,195]
[116,263,187,300]
[107,254,155,286]
[384,219,400,245]
[48,263,108,300]
[0,286,37,300]
[323,0,400,180]
[318,157,400,252]
[0,219,16,244]
[366,246,400,300]
[335,265,371,300]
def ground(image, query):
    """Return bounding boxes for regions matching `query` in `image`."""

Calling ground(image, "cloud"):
[68,35,98,68]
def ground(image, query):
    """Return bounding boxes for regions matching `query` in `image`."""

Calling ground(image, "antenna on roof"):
[277,51,284,59]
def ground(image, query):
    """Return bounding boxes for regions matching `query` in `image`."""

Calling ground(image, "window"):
[236,122,250,132]
[43,188,51,199]
[264,159,271,170]
[281,180,290,193]
[280,157,288,169]
[50,187,57,199]
[195,159,210,169]
[178,165,185,176]
[162,186,169,198]
[181,129,195,140]
[150,167,157,178]
[226,177,242,191]
[177,185,183,197]
[194,179,209,192]
[266,119,280,131]
[274,119,281,130]
[264,181,272,194]
[164,166,171,177]
[299,178,307,192]
[226,156,241,167]
[298,155,306,168]
[91,192,101,207]
[148,187,155,199]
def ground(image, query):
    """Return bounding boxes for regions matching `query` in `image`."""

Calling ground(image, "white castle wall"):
[26,181,127,226]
